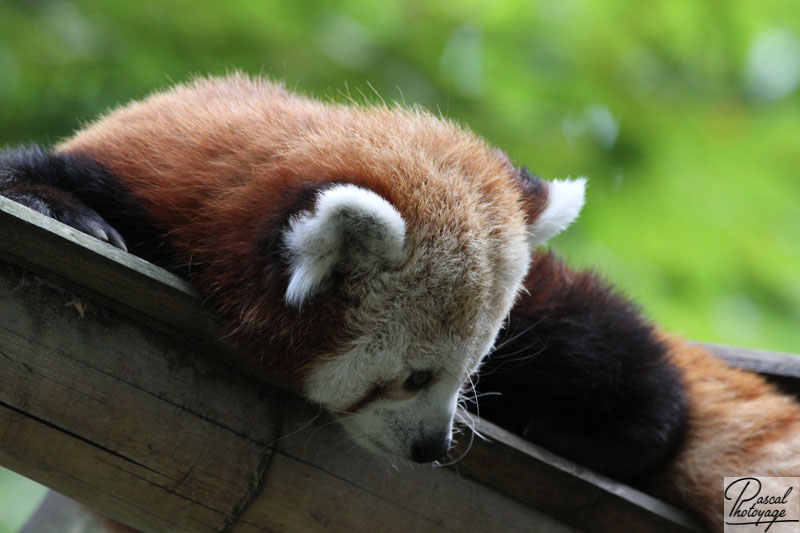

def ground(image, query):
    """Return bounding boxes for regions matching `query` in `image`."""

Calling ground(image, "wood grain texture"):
[0,196,227,357]
[241,399,584,533]
[0,262,280,532]
[0,197,705,533]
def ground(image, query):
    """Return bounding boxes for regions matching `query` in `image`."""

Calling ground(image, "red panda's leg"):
[474,252,687,484]
[0,145,178,270]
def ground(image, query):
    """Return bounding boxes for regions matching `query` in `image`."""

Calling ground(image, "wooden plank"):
[702,343,800,396]
[448,418,703,533]
[0,197,705,533]
[239,398,580,533]
[0,196,227,356]
[240,450,577,533]
[259,400,702,533]
[702,343,800,377]
[0,262,280,532]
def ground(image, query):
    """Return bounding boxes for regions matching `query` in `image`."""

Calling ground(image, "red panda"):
[0,73,586,463]
[6,74,795,533]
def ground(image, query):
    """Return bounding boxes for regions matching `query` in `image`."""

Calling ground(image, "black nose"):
[411,434,451,463]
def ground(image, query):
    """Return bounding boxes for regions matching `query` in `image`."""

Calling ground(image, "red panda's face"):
[284,176,585,462]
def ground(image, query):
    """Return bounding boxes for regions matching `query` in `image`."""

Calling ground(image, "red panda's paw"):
[2,184,127,251]
[58,198,128,251]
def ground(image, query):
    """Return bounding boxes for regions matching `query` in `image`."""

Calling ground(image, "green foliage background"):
[0,0,798,529]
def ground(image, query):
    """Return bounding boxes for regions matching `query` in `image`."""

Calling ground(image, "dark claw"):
[105,226,128,252]
[1,185,129,252]
[68,208,129,252]
[84,220,109,243]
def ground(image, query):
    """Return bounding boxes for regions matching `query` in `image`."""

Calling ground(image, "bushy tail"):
[647,336,800,531]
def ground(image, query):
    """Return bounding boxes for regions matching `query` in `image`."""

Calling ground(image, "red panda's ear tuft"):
[520,170,586,247]
[282,184,407,307]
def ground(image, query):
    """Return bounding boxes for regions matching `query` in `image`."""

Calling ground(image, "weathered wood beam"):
[0,198,703,533]
[0,197,227,358]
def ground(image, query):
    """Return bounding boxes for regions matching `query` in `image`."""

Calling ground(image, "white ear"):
[528,178,586,246]
[283,184,406,307]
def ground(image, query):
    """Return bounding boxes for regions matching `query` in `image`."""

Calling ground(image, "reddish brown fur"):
[56,74,543,388]
[523,250,605,307]
[647,336,800,531]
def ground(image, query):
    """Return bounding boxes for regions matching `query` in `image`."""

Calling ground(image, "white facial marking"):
[283,184,406,307]
[304,335,490,460]
[528,178,586,246]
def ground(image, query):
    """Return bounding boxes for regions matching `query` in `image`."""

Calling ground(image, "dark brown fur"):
[476,252,687,483]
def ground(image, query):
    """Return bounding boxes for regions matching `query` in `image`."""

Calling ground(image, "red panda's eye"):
[405,370,432,390]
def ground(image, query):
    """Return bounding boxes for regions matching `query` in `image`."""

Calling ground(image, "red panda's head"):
[278,150,585,462]
[59,75,585,462]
